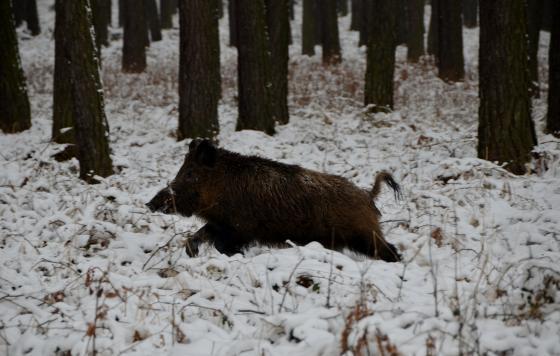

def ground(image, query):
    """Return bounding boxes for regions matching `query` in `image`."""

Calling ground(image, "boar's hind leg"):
[348,233,401,262]
[187,223,245,257]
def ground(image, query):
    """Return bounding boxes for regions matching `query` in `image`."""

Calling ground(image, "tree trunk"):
[265,0,290,124]
[228,0,237,46]
[435,0,464,82]
[462,0,477,28]
[53,0,74,143]
[427,0,438,55]
[0,0,31,133]
[478,0,537,175]
[337,0,348,16]
[396,0,408,45]
[177,0,221,140]
[145,0,162,42]
[313,0,322,46]
[92,0,110,54]
[160,0,174,28]
[359,0,371,46]
[364,0,397,112]
[118,0,124,27]
[122,0,147,72]
[302,0,316,55]
[235,0,275,135]
[58,0,113,182]
[541,0,552,31]
[526,0,543,97]
[25,0,40,36]
[350,0,361,31]
[546,1,560,136]
[289,0,295,20]
[320,0,342,64]
[406,0,424,62]
[13,0,25,27]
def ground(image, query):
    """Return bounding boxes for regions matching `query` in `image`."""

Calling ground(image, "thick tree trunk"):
[58,0,113,182]
[0,0,31,133]
[122,0,147,72]
[478,0,537,175]
[406,0,424,62]
[546,1,560,136]
[359,0,371,46]
[320,0,342,64]
[177,0,221,140]
[53,0,74,143]
[434,0,464,82]
[145,0,162,42]
[364,0,397,112]
[526,0,543,97]
[350,0,361,31]
[265,0,290,125]
[462,0,477,28]
[235,0,275,135]
[160,0,174,28]
[25,0,40,36]
[228,0,237,46]
[302,0,316,55]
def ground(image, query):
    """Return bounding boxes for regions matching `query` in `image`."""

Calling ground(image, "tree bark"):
[122,0,147,72]
[526,0,543,97]
[546,1,560,136]
[145,0,162,42]
[359,0,371,46]
[0,0,31,133]
[12,0,25,27]
[177,0,221,140]
[118,0,124,27]
[302,0,316,55]
[427,0,438,55]
[364,0,397,112]
[396,0,408,45]
[25,0,40,36]
[265,0,290,124]
[406,0,424,62]
[434,0,464,82]
[350,0,361,31]
[337,0,348,16]
[235,0,275,135]
[228,0,237,46]
[160,0,174,28]
[478,0,537,175]
[320,0,342,64]
[91,0,110,54]
[462,0,477,28]
[58,0,113,182]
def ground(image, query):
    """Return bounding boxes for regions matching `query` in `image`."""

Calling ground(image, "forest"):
[1,0,559,354]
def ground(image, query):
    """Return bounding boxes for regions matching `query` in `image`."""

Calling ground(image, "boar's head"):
[146,139,217,217]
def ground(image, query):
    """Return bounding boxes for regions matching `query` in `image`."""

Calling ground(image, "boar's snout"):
[146,187,175,213]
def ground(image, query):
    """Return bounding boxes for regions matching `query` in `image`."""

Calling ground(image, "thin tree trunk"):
[145,0,162,41]
[320,0,342,64]
[228,0,237,46]
[25,0,40,36]
[364,0,397,112]
[350,0,361,31]
[178,0,220,140]
[160,0,174,28]
[235,0,275,134]
[337,0,348,16]
[427,0,438,55]
[118,0,124,27]
[462,0,477,28]
[92,0,110,54]
[546,1,560,136]
[0,0,31,133]
[13,0,25,27]
[58,0,113,182]
[396,0,408,45]
[526,0,543,97]
[302,0,316,55]
[265,0,290,124]
[478,0,537,175]
[434,0,464,82]
[406,0,424,62]
[122,0,147,72]
[359,0,371,46]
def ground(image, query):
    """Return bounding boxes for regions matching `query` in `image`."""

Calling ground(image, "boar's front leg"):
[186,222,245,257]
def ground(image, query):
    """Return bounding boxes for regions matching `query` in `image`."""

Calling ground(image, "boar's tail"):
[371,171,401,201]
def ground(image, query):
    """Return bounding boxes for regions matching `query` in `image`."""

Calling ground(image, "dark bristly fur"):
[146,139,402,262]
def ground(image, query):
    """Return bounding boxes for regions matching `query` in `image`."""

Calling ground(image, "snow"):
[2,2,560,355]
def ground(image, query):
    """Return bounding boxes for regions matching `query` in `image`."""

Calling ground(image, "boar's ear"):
[192,139,217,167]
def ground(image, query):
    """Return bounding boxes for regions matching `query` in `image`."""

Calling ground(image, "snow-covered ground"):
[2,2,560,355]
